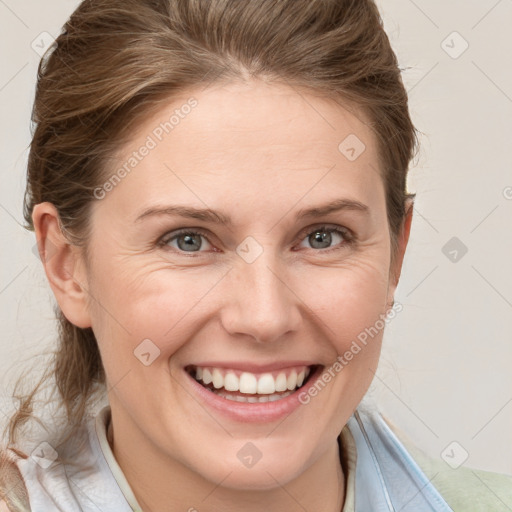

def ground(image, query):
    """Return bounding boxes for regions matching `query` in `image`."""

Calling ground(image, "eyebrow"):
[134,198,370,225]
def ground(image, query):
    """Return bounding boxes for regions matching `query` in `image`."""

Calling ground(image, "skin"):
[33,79,413,512]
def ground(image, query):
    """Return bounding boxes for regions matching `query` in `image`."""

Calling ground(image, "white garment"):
[15,407,140,512]
[11,405,452,511]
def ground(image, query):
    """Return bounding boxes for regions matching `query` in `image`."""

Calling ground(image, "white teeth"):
[275,372,288,392]
[202,368,213,385]
[257,374,275,394]
[239,372,258,394]
[287,370,297,390]
[212,368,224,389]
[192,366,313,396]
[224,372,239,392]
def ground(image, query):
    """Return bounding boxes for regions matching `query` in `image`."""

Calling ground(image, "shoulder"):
[0,409,136,512]
[383,415,512,512]
[0,416,94,512]
[0,448,31,512]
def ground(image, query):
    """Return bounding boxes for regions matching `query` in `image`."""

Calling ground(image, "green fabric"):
[385,418,512,512]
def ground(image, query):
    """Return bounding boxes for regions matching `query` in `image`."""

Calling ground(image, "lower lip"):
[184,366,323,423]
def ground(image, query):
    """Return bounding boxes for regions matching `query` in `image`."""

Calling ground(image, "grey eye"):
[164,231,212,252]
[298,227,348,251]
[308,230,333,249]
[176,233,203,251]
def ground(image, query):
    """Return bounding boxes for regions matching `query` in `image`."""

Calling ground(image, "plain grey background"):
[1,0,511,475]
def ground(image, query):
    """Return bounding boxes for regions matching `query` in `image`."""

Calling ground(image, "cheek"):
[88,261,227,357]
[299,257,390,357]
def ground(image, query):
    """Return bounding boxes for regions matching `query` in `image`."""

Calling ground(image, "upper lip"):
[185,361,320,373]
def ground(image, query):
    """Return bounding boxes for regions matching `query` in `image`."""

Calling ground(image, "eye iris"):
[170,228,342,252]
[310,230,332,249]
[177,233,202,251]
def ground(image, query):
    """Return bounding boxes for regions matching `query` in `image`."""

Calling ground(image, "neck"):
[108,413,346,512]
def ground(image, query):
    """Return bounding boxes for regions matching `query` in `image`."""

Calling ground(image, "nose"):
[220,253,302,344]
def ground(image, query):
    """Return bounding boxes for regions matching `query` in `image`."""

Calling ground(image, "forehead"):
[100,79,384,221]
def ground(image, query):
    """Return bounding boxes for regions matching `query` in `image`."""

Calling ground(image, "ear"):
[386,198,414,308]
[32,202,92,328]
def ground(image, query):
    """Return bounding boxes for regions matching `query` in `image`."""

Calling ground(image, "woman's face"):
[78,80,408,489]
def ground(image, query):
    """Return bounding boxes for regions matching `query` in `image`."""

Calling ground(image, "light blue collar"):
[348,407,453,511]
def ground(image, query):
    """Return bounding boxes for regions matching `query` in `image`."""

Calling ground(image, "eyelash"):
[157,224,356,256]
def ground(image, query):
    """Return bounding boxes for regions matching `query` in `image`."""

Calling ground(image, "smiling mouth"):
[185,364,320,403]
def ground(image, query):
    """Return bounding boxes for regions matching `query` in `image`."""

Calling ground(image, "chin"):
[196,453,305,491]
[220,466,300,491]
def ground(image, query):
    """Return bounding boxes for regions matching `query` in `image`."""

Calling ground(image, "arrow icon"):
[442,236,468,263]
[338,134,365,161]
[441,441,468,469]
[31,32,56,57]
[134,339,161,366]
[31,442,58,468]
[236,236,263,263]
[237,441,262,468]
[441,31,469,59]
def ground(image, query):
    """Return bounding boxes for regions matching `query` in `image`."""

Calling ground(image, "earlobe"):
[32,202,92,329]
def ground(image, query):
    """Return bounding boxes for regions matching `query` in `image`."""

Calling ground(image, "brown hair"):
[2,0,417,505]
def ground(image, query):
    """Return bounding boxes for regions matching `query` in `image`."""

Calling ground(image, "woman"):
[1,0,511,510]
